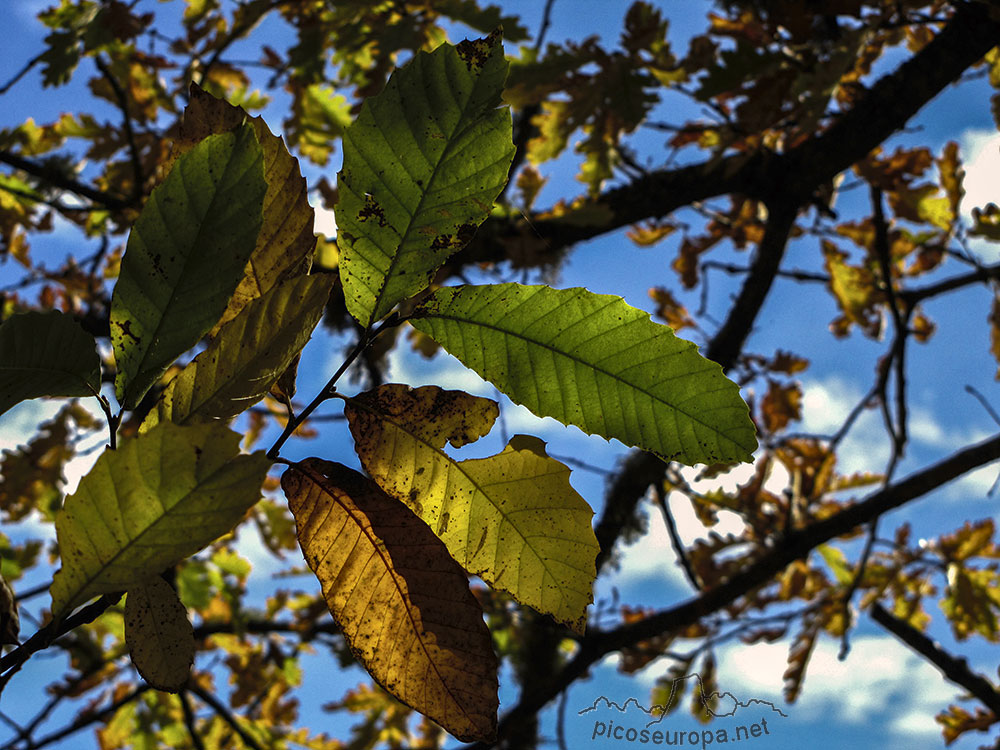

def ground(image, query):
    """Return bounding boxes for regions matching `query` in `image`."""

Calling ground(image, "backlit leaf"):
[336,31,515,328]
[281,459,498,742]
[344,384,599,633]
[124,576,195,693]
[176,85,318,334]
[110,122,266,408]
[50,422,270,618]
[410,284,757,465]
[0,311,100,416]
[141,274,333,431]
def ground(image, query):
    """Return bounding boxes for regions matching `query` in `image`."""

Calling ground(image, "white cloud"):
[715,634,957,737]
[799,376,889,475]
[313,204,337,237]
[959,129,1000,218]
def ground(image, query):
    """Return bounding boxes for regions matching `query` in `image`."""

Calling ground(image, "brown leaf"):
[124,577,195,693]
[761,379,802,434]
[648,286,694,331]
[281,459,499,742]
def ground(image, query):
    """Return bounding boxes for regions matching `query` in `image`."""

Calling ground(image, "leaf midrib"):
[416,295,751,458]
[131,129,261,395]
[57,453,257,617]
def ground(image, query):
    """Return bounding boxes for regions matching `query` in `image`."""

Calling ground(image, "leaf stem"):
[266,312,403,460]
[96,395,120,450]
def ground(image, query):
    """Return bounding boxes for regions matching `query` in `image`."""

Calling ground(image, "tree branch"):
[461,0,1000,266]
[0,150,131,211]
[473,432,1000,746]
[871,602,1000,716]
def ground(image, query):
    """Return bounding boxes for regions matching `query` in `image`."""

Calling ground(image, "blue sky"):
[2,1,1000,749]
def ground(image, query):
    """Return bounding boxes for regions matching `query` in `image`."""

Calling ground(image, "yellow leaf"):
[344,384,599,633]
[281,459,498,742]
[124,577,195,693]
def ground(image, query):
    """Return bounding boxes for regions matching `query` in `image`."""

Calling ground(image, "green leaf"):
[110,122,266,409]
[140,274,333,431]
[411,284,757,465]
[176,85,319,334]
[336,31,515,328]
[344,384,599,633]
[50,422,270,618]
[282,459,498,742]
[0,311,100,416]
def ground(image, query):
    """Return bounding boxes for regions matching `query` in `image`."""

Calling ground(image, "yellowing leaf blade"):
[344,385,599,633]
[141,274,333,431]
[177,85,318,334]
[281,459,498,742]
[411,284,757,465]
[124,576,195,693]
[50,422,270,618]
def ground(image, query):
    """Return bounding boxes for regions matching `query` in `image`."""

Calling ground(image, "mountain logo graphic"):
[577,672,787,729]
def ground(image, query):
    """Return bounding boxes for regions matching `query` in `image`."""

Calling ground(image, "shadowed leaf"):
[110,122,266,408]
[281,459,498,742]
[141,274,333,431]
[176,86,318,334]
[0,311,100,417]
[124,576,194,693]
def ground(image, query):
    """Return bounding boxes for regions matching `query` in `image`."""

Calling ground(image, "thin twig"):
[535,0,557,51]
[0,593,122,690]
[180,691,207,750]
[0,150,130,210]
[651,483,700,590]
[266,313,402,460]
[0,52,45,96]
[93,55,144,200]
[4,684,150,750]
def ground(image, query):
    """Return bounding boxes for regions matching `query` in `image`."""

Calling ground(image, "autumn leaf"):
[124,576,195,693]
[141,274,332,431]
[411,284,757,465]
[281,459,498,742]
[175,85,318,334]
[50,422,270,618]
[343,384,599,633]
[942,565,1000,641]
